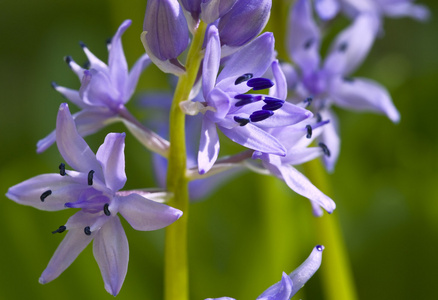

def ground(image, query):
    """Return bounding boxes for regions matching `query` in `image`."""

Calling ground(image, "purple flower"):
[142,0,189,75]
[206,245,324,300]
[7,103,182,296]
[38,20,169,156]
[194,25,312,174]
[286,0,400,171]
[200,0,237,24]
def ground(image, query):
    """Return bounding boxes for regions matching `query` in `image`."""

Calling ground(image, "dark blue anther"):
[306,125,312,139]
[103,203,111,216]
[84,226,92,236]
[262,100,284,111]
[59,163,66,176]
[106,37,112,46]
[52,225,66,234]
[234,73,254,85]
[304,97,313,107]
[246,78,274,91]
[51,81,58,89]
[40,190,52,202]
[343,77,355,83]
[316,113,322,123]
[318,142,331,157]
[88,170,95,186]
[304,38,314,49]
[234,94,254,100]
[249,110,274,122]
[64,56,73,65]
[234,116,250,126]
[316,245,323,251]
[338,42,348,52]
[79,41,87,48]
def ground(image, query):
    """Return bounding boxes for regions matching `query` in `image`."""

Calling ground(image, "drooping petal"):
[324,14,378,76]
[93,216,129,296]
[200,0,236,23]
[282,146,324,165]
[36,131,56,153]
[124,54,151,103]
[329,77,400,122]
[216,32,275,94]
[256,272,293,300]
[108,20,130,95]
[289,245,324,297]
[315,0,340,20]
[203,25,221,99]
[6,174,88,211]
[96,133,127,192]
[287,0,321,76]
[56,103,103,178]
[198,117,220,174]
[39,227,94,284]
[117,193,183,231]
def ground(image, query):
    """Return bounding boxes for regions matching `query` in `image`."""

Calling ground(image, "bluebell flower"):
[191,25,312,174]
[142,0,190,75]
[285,0,400,171]
[200,0,237,24]
[206,245,324,300]
[38,20,169,156]
[7,103,182,296]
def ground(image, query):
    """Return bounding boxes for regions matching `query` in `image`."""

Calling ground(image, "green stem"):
[164,21,207,300]
[303,159,358,300]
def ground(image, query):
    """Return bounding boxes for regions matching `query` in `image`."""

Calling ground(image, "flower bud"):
[217,0,271,47]
[200,0,236,24]
[142,0,189,75]
[180,0,202,20]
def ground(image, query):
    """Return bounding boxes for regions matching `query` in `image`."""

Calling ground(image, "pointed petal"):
[82,44,108,74]
[73,108,119,137]
[117,193,182,231]
[198,117,220,174]
[39,227,93,284]
[289,245,324,296]
[216,32,275,94]
[324,14,378,76]
[257,272,293,300]
[93,216,128,296]
[96,133,127,192]
[124,54,151,102]
[207,87,231,119]
[52,84,87,109]
[203,25,221,99]
[382,2,430,21]
[287,0,321,75]
[36,130,56,153]
[219,123,286,156]
[282,146,324,165]
[318,109,340,172]
[56,104,103,178]
[108,20,130,94]
[329,77,400,122]
[270,60,287,100]
[315,0,340,20]
[6,174,88,211]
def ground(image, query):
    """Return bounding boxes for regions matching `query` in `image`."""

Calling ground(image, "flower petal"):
[124,54,151,103]
[269,60,287,100]
[200,0,236,23]
[93,216,128,296]
[315,0,340,20]
[108,20,130,94]
[52,84,87,109]
[96,133,127,192]
[329,77,400,123]
[256,272,293,300]
[198,117,220,174]
[117,193,182,231]
[203,25,221,99]
[56,103,103,178]
[318,109,340,172]
[381,2,430,21]
[39,227,94,284]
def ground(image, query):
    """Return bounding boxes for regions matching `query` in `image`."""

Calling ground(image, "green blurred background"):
[1,0,437,299]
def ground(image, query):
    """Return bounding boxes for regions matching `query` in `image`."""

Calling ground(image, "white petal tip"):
[38,277,47,285]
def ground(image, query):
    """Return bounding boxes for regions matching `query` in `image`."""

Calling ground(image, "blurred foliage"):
[1,0,437,299]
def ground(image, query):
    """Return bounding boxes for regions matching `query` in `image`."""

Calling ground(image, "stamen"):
[343,77,355,83]
[84,226,92,236]
[52,225,66,234]
[79,41,87,48]
[304,38,314,49]
[338,42,348,52]
[234,73,254,85]
[88,170,95,185]
[59,163,66,176]
[262,99,284,111]
[306,125,312,139]
[40,190,52,202]
[103,203,111,216]
[51,81,58,89]
[105,37,112,46]
[234,116,250,126]
[316,113,322,123]
[316,245,324,251]
[234,95,262,107]
[318,142,331,157]
[83,61,90,69]
[249,110,274,122]
[304,97,313,107]
[64,56,73,65]
[246,78,274,91]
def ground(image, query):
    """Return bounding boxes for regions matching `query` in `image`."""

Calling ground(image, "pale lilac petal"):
[96,133,127,192]
[219,123,286,156]
[198,117,220,174]
[56,103,103,178]
[80,69,121,109]
[324,14,378,76]
[216,33,275,94]
[203,25,221,99]
[36,131,56,153]
[82,44,108,74]
[282,147,324,165]
[270,60,287,100]
[39,228,94,284]
[200,0,236,23]
[329,77,400,122]
[108,20,130,94]
[117,193,183,231]
[124,54,151,102]
[66,56,85,80]
[73,108,119,137]
[381,2,430,21]
[315,0,340,20]
[52,84,87,109]
[207,88,231,119]
[318,109,340,172]
[93,216,128,296]
[6,174,88,211]
[289,245,324,296]
[257,272,293,300]
[288,0,321,75]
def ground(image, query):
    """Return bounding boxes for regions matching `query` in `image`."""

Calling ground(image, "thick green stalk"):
[164,21,207,300]
[303,159,358,300]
